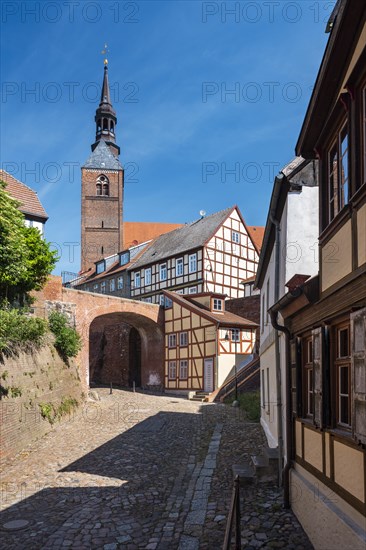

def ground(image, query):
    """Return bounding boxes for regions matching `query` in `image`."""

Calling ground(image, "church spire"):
[92,59,120,156]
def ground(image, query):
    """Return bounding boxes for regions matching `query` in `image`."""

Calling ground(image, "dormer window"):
[96,260,105,274]
[97,175,109,197]
[119,251,130,266]
[213,298,223,311]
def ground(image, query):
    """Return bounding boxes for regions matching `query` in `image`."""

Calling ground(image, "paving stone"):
[0,390,313,550]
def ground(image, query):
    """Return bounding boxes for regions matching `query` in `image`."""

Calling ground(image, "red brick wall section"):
[225,295,260,325]
[0,345,84,462]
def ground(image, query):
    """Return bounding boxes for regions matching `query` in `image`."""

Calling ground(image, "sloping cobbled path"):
[0,389,313,549]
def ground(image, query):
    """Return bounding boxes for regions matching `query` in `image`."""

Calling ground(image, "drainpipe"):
[269,212,283,488]
[270,309,291,508]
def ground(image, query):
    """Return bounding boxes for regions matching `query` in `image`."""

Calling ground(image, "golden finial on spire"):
[101,43,109,65]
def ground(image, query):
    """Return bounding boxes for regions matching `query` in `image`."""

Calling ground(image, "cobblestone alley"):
[0,390,313,549]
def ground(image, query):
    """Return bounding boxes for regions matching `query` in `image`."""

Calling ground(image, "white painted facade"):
[259,184,319,451]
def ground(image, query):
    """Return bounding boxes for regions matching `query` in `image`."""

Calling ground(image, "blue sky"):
[1,1,333,274]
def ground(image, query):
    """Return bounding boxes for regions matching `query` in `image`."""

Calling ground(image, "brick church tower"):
[80,61,124,272]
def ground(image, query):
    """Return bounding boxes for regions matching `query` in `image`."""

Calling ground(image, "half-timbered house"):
[129,206,262,304]
[163,290,257,396]
[267,2,366,548]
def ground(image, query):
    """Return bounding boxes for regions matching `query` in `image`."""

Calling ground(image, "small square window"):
[213,298,223,311]
[188,287,197,294]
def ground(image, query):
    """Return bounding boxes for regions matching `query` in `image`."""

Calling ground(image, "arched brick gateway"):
[34,277,164,392]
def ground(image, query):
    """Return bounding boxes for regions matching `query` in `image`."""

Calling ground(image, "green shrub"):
[226,391,261,422]
[39,397,78,424]
[48,311,81,358]
[39,402,56,424]
[0,309,47,354]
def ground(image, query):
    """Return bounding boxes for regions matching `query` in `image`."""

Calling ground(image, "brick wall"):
[81,168,124,271]
[0,344,84,462]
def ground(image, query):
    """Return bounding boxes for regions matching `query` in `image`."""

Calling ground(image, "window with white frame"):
[117,276,123,290]
[109,279,115,292]
[134,272,141,288]
[168,361,176,380]
[232,231,240,244]
[168,334,177,348]
[231,328,240,342]
[101,281,106,293]
[189,253,197,273]
[189,286,197,294]
[145,297,152,303]
[176,257,183,276]
[180,332,188,347]
[160,263,167,281]
[179,360,188,379]
[159,295,165,305]
[145,267,152,285]
[213,298,223,311]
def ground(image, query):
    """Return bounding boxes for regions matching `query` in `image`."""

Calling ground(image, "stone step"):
[251,452,278,481]
[232,462,256,486]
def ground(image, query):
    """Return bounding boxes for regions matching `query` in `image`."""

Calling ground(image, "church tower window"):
[96,174,109,196]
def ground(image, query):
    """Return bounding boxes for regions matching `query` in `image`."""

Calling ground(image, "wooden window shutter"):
[290,337,302,417]
[312,327,323,428]
[351,307,366,445]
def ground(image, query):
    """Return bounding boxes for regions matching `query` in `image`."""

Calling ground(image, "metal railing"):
[214,355,260,402]
[223,475,241,550]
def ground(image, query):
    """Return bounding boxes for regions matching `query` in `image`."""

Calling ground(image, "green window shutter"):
[351,307,366,445]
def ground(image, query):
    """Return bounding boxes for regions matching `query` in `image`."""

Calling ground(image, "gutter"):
[269,286,303,509]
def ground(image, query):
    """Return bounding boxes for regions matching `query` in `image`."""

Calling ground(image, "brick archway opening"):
[89,312,164,390]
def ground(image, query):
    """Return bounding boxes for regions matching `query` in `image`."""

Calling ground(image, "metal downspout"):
[270,310,292,508]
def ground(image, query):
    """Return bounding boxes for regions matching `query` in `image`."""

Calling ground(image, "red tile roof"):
[247,225,265,251]
[0,170,48,220]
[123,222,183,248]
[164,290,258,328]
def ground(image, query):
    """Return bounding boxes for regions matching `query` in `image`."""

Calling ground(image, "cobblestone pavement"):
[0,389,313,549]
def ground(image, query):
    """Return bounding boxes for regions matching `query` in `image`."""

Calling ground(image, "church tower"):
[80,60,124,272]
